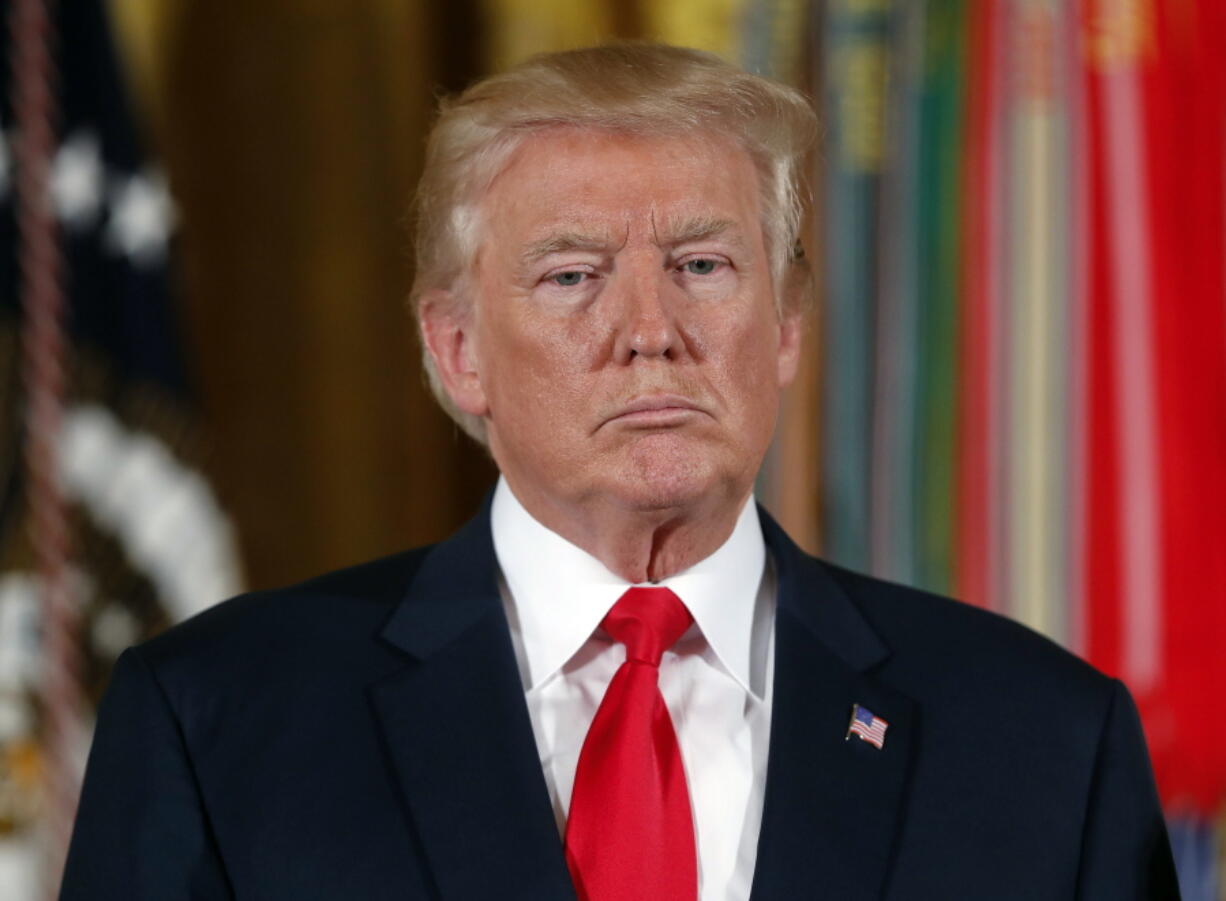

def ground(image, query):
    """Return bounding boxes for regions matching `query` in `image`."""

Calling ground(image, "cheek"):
[708,318,784,445]
[709,311,781,387]
[480,313,602,423]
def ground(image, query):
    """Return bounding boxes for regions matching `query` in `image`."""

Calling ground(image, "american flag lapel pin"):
[845,703,889,750]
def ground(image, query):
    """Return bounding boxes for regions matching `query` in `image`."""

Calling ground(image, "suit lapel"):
[369,509,575,901]
[751,513,916,901]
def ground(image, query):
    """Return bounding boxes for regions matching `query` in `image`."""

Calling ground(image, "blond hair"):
[411,42,817,443]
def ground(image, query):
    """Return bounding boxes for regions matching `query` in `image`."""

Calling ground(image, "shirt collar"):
[491,477,767,697]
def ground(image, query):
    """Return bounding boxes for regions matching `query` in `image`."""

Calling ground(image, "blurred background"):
[1,0,1223,896]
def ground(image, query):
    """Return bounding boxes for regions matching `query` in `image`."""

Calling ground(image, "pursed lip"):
[600,394,708,429]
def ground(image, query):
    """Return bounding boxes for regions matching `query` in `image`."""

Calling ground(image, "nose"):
[613,268,682,364]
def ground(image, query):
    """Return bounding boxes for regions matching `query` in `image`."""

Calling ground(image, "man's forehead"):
[475,128,766,262]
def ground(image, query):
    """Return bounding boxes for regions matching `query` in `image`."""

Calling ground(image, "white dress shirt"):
[491,478,775,901]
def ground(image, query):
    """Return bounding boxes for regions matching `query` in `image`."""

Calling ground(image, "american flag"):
[1,0,242,896]
[846,704,889,749]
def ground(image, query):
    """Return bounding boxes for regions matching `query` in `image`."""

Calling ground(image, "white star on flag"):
[106,171,176,266]
[51,130,104,229]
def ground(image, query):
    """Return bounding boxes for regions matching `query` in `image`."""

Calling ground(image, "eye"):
[549,270,588,287]
[681,258,720,275]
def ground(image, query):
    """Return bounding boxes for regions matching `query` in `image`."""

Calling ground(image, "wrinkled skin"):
[421,128,801,582]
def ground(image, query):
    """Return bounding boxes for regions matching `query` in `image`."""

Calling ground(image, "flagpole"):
[7,0,81,895]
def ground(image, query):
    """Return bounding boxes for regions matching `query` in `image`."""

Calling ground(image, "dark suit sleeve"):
[1076,679,1180,901]
[60,647,232,900]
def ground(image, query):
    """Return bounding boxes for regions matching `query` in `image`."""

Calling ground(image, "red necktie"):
[564,586,698,901]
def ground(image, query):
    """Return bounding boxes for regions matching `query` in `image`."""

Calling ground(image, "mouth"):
[601,394,708,430]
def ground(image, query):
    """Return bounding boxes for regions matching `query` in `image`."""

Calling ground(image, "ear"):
[775,251,811,387]
[418,289,489,417]
[776,308,803,388]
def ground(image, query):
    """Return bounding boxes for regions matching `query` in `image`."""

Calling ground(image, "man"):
[62,43,1177,900]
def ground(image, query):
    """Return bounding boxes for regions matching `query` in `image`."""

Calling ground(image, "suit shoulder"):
[134,544,435,683]
[819,560,1114,700]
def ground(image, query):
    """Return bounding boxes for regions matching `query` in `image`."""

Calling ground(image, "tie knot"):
[601,586,693,667]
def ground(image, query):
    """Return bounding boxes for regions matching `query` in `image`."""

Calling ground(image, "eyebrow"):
[521,231,614,264]
[656,215,742,248]
[518,215,746,266]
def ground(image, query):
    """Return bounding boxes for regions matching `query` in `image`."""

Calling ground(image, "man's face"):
[428,128,801,520]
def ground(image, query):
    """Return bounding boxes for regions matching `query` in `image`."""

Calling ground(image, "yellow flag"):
[482,0,615,68]
[641,0,748,61]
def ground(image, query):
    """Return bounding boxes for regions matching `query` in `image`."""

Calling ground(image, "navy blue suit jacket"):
[61,504,1179,899]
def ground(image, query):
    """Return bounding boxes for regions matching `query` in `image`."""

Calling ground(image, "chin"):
[605,434,737,513]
